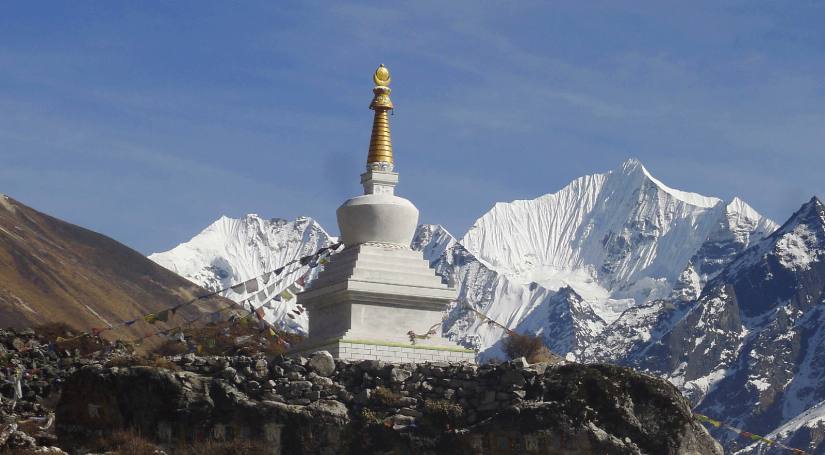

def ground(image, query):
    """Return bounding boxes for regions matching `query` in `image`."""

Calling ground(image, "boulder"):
[307,351,336,377]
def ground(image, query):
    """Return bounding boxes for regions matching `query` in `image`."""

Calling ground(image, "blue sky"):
[1,2,824,254]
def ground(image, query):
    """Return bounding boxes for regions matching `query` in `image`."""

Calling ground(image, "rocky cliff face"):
[613,197,825,454]
[55,353,722,455]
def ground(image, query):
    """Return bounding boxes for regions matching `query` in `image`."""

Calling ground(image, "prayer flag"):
[156,310,170,323]
[268,327,277,337]
[319,257,330,265]
[255,307,265,320]
[279,289,293,301]
[231,283,245,293]
[274,267,285,275]
[257,291,268,303]
[245,278,259,293]
[125,320,136,326]
[300,255,313,266]
[288,283,302,294]
[261,272,272,284]
[287,313,295,320]
[297,276,306,286]
[145,313,159,324]
[13,374,23,400]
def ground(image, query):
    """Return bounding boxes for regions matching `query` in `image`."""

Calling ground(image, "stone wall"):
[55,351,723,454]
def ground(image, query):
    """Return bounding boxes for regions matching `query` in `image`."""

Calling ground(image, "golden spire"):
[367,64,394,169]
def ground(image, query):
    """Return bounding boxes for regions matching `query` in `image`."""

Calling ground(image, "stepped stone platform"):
[293,243,475,363]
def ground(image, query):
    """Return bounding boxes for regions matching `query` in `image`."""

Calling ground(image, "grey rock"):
[218,367,237,381]
[308,351,336,377]
[389,367,412,384]
[510,357,529,369]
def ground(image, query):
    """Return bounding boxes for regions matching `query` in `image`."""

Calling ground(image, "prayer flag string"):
[51,242,343,346]
[694,413,810,454]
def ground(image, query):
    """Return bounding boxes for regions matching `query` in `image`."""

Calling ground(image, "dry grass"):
[503,332,559,364]
[34,322,109,355]
[87,430,161,455]
[0,449,43,455]
[81,430,277,454]
[146,320,298,358]
[421,398,465,431]
[177,439,275,454]
[372,386,403,407]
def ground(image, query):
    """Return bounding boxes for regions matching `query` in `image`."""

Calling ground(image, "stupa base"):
[290,336,476,364]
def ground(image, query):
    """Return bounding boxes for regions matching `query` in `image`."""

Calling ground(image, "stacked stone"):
[0,328,104,454]
[55,351,723,454]
[167,351,542,423]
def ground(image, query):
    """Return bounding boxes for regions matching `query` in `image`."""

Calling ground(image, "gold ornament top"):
[367,64,394,166]
[373,64,391,86]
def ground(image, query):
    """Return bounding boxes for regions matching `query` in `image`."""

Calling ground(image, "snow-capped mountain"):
[616,197,825,454]
[149,159,825,452]
[431,159,777,360]
[149,215,334,332]
[150,215,333,290]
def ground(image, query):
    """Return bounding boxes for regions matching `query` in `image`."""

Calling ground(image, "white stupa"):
[293,65,475,363]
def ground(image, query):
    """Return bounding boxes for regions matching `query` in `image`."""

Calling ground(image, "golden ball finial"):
[373,64,391,87]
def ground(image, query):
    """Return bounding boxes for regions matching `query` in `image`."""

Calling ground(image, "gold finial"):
[373,64,391,86]
[367,64,394,167]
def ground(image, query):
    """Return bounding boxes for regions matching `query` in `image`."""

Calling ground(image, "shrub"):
[35,322,109,356]
[177,439,275,455]
[372,386,403,407]
[88,429,161,455]
[145,320,298,358]
[421,399,465,430]
[360,408,383,425]
[503,332,559,364]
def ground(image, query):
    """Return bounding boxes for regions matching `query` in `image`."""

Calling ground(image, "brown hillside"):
[0,193,231,338]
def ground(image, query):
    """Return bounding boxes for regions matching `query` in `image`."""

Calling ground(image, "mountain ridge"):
[0,193,228,336]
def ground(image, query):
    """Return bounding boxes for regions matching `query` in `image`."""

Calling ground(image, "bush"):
[360,408,383,425]
[421,399,464,430]
[177,439,275,455]
[35,322,109,356]
[372,386,403,407]
[80,429,276,454]
[89,429,161,455]
[146,320,298,358]
[503,332,559,364]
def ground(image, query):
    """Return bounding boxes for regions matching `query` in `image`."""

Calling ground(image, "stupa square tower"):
[294,65,475,363]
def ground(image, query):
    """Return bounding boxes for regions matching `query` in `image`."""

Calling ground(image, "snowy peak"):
[412,224,458,264]
[460,158,775,309]
[726,196,825,278]
[149,214,333,292]
[774,196,825,237]
[765,196,825,271]
[620,158,721,209]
